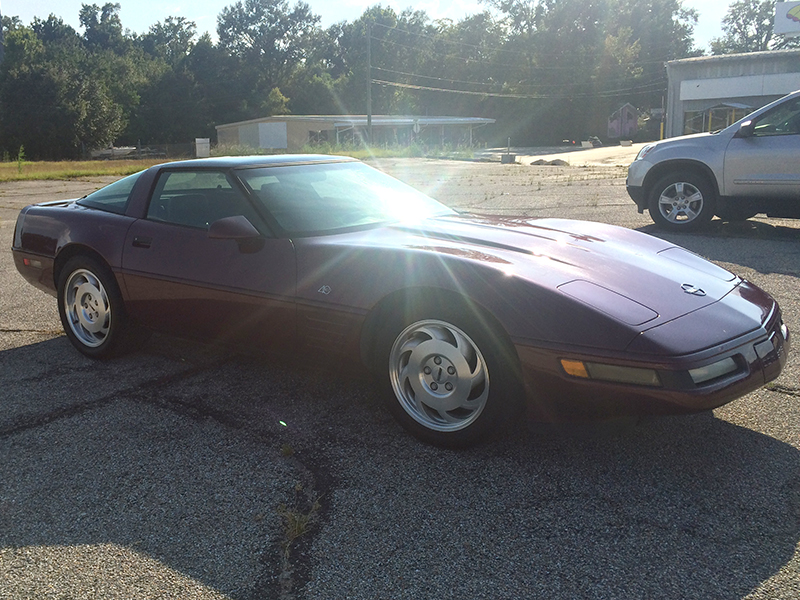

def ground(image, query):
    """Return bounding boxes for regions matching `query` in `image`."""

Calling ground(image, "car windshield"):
[236,161,455,233]
[77,171,143,215]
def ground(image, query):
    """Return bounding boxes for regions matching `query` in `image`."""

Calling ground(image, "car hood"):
[385,214,739,328]
[643,131,721,154]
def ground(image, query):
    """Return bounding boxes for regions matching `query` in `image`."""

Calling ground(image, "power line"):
[372,78,666,99]
[372,34,670,75]
[372,65,666,92]
[371,20,686,65]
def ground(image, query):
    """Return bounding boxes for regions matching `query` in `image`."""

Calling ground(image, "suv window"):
[146,170,261,230]
[752,98,800,136]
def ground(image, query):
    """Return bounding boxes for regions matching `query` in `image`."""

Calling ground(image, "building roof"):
[216,115,495,131]
[667,48,800,68]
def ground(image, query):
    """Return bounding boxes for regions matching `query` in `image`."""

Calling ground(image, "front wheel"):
[648,173,715,231]
[380,309,522,447]
[57,256,145,358]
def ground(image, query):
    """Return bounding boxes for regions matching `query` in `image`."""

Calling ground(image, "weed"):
[278,483,321,559]
[17,145,25,174]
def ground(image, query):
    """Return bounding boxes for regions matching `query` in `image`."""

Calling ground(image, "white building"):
[665,49,800,137]
[215,115,495,152]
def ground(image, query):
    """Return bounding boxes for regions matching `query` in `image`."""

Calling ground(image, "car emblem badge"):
[681,283,706,296]
[318,285,332,295]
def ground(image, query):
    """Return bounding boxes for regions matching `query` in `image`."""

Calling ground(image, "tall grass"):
[0,158,168,182]
[0,144,478,182]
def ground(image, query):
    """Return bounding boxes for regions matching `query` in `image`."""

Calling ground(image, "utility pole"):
[366,22,372,146]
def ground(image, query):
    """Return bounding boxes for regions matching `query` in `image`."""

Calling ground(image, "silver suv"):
[627,89,800,231]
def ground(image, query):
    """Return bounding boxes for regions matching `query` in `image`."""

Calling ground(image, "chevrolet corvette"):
[12,155,790,446]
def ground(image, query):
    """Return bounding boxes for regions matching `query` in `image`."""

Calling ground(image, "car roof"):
[152,154,358,170]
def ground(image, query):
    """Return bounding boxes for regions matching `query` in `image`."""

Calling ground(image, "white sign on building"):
[775,2,800,36]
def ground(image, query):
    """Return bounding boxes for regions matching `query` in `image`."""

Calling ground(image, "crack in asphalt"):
[31,348,335,599]
[134,387,333,600]
[130,380,334,600]
[0,359,229,438]
[9,344,792,597]
[1,351,329,598]
[768,384,800,398]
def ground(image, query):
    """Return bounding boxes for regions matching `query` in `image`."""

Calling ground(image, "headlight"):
[635,144,656,161]
[688,357,738,385]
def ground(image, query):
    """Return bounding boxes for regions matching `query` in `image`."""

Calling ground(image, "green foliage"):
[17,145,25,173]
[0,0,703,159]
[710,0,800,54]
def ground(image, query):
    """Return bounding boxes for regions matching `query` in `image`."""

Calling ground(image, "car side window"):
[77,171,143,214]
[146,170,261,230]
[752,99,800,137]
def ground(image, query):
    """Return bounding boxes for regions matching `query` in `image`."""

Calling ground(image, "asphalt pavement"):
[1,161,798,599]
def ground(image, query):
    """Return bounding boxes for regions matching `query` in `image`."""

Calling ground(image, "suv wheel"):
[648,173,715,231]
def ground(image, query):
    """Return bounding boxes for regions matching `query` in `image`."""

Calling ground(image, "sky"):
[3,0,732,51]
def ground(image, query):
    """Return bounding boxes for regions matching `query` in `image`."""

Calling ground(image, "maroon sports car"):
[12,155,790,446]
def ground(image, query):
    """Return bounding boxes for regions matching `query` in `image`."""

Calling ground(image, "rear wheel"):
[648,172,715,231]
[57,256,146,358]
[378,305,522,447]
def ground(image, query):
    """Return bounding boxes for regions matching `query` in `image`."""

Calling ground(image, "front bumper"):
[626,184,646,212]
[626,159,651,213]
[515,308,790,422]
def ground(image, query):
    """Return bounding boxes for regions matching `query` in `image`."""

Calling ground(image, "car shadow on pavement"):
[637,218,800,278]
[0,336,300,598]
[1,336,799,599]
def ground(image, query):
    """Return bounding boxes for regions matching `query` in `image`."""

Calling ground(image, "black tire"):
[57,256,147,358]
[376,303,523,448]
[648,172,715,231]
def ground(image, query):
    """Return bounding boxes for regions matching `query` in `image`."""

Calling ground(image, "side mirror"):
[735,120,755,138]
[208,215,260,240]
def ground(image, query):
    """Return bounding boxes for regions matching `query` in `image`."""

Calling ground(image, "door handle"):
[132,236,152,248]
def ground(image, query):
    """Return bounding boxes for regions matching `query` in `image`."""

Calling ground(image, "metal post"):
[366,22,372,146]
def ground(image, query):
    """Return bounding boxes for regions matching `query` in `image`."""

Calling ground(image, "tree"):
[217,0,320,91]
[712,0,800,53]
[0,24,125,159]
[138,17,197,65]
[79,3,130,53]
[712,0,776,53]
[472,0,697,142]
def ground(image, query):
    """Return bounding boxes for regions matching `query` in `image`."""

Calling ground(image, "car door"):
[723,96,800,199]
[121,168,297,353]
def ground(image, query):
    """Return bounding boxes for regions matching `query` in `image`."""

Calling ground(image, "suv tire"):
[648,172,715,231]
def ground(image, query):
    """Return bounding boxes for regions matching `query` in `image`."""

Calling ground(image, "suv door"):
[723,96,800,199]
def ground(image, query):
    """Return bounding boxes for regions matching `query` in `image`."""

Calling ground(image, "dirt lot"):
[1,158,799,599]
